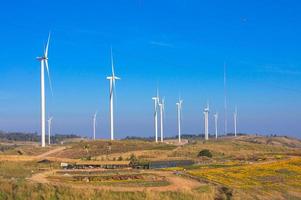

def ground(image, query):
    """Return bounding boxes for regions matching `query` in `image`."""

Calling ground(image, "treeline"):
[0,131,80,143]
[124,133,248,141]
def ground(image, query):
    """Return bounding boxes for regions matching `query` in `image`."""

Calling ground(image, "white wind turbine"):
[36,33,53,147]
[106,48,120,141]
[152,90,159,143]
[47,117,53,145]
[203,103,209,140]
[234,106,237,137]
[159,98,165,142]
[93,111,97,140]
[214,113,218,140]
[176,99,183,143]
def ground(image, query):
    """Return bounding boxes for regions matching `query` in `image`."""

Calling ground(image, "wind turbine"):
[203,103,209,140]
[152,90,159,143]
[47,117,53,145]
[214,113,218,140]
[93,112,97,140]
[159,98,165,142]
[36,33,53,147]
[234,106,237,137]
[176,99,183,143]
[106,48,120,141]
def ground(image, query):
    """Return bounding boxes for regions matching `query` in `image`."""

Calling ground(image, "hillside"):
[0,135,300,200]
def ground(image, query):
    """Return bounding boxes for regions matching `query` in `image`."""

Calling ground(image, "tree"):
[198,149,212,158]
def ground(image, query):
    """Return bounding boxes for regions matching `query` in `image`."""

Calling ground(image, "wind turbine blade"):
[111,47,115,78]
[44,32,51,58]
[45,60,53,96]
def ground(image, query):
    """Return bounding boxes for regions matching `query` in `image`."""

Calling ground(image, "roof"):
[73,160,130,165]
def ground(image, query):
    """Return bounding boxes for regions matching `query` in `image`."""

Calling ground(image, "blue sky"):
[0,0,300,138]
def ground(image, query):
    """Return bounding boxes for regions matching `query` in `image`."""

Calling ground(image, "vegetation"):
[0,135,300,199]
[188,157,301,199]
[0,180,214,200]
[55,140,177,159]
[198,149,213,158]
[0,131,80,143]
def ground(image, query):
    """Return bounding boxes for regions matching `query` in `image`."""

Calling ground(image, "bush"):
[197,149,212,158]
[129,154,138,167]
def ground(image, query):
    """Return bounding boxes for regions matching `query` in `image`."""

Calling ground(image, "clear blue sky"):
[0,0,300,138]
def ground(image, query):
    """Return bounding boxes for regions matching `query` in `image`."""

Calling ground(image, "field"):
[0,135,300,200]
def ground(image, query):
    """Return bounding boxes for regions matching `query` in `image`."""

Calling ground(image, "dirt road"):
[29,169,203,192]
[36,146,66,158]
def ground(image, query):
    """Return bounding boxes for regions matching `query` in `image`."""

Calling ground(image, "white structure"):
[106,48,120,141]
[47,117,53,145]
[36,33,53,147]
[224,63,227,135]
[152,92,159,143]
[214,113,218,139]
[203,103,209,140]
[159,98,165,142]
[93,112,97,140]
[176,99,183,143]
[234,107,237,137]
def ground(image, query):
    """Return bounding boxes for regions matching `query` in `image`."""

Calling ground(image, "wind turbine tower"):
[93,112,97,140]
[47,117,53,145]
[36,33,53,147]
[214,113,218,139]
[224,63,227,135]
[203,103,209,140]
[176,99,183,143]
[234,107,237,137]
[106,48,120,141]
[152,91,159,143]
[159,98,165,142]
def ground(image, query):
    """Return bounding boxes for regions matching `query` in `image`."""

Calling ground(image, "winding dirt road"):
[29,169,203,192]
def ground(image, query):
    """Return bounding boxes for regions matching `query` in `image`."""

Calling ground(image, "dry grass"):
[0,144,56,156]
[0,135,300,199]
[54,140,177,159]
[0,179,215,200]
[169,136,301,162]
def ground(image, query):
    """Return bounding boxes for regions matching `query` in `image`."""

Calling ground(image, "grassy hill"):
[0,135,300,199]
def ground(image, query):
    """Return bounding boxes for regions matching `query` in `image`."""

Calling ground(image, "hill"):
[0,134,300,200]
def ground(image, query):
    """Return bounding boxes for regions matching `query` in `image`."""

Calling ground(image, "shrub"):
[197,149,212,158]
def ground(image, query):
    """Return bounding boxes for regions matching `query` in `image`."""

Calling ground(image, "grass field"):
[0,135,300,199]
